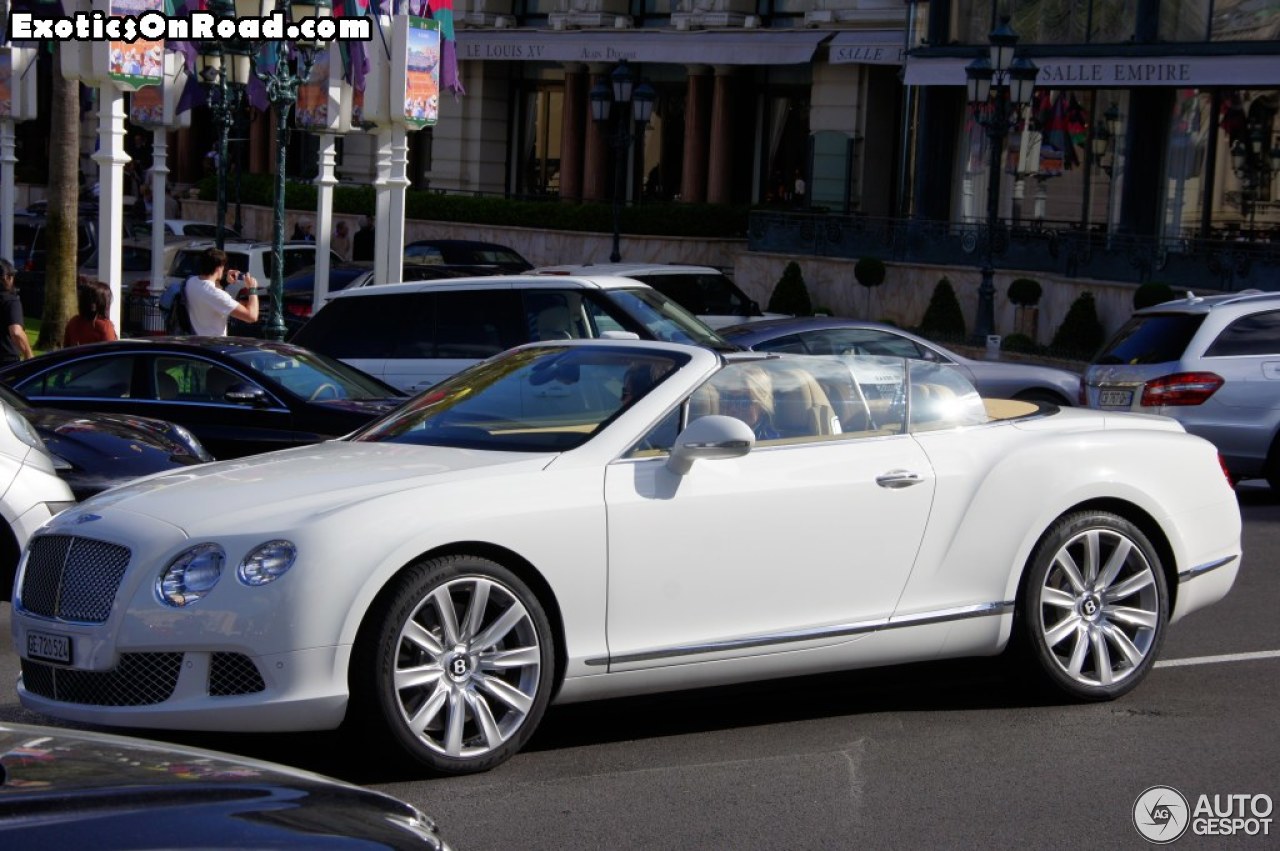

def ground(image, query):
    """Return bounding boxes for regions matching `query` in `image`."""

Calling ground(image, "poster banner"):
[402,16,440,129]
[0,51,11,120]
[297,50,332,131]
[109,0,164,91]
[129,84,165,127]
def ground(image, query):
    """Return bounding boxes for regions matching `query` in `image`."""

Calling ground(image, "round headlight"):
[157,543,225,607]
[238,540,297,586]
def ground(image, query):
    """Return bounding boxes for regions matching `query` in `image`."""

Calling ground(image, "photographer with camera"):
[184,247,259,337]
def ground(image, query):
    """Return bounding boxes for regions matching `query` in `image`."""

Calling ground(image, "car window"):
[819,328,927,359]
[294,293,423,359]
[524,291,592,342]
[433,290,525,358]
[1204,310,1280,357]
[228,348,394,400]
[20,356,136,399]
[908,361,988,433]
[355,346,689,452]
[752,333,809,354]
[405,244,446,264]
[1094,314,1205,365]
[635,273,750,316]
[278,248,317,279]
[155,357,261,404]
[600,287,727,348]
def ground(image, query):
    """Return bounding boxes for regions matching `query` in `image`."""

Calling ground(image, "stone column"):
[707,66,734,206]
[559,63,587,202]
[680,65,710,204]
[582,64,610,202]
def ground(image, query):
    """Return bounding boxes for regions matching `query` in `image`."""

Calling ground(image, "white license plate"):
[26,630,71,665]
[1098,389,1133,407]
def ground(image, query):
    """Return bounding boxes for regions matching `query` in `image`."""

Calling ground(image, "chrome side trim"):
[1177,554,1237,583]
[585,601,1015,667]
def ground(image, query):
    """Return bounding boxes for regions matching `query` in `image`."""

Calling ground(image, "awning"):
[457,29,832,66]
[904,54,1280,87]
[828,30,905,66]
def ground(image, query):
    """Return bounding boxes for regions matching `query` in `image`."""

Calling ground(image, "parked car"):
[12,212,98,318]
[0,338,406,460]
[404,238,533,273]
[533,263,783,329]
[131,219,241,239]
[0,722,451,849]
[291,274,733,393]
[0,380,211,501]
[722,317,1082,405]
[1083,290,1280,487]
[11,341,1240,775]
[0,395,75,602]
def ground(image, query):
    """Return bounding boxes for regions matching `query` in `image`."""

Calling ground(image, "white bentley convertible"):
[12,341,1241,774]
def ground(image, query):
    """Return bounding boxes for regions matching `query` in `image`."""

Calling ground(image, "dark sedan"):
[404,238,533,273]
[721,317,1082,405]
[0,382,212,501]
[0,723,450,849]
[0,339,407,460]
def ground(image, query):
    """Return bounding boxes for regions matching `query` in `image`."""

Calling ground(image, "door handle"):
[876,470,924,489]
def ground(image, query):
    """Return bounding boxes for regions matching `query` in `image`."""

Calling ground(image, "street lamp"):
[590,61,655,263]
[1229,114,1280,235]
[196,1,252,250]
[964,17,1037,342]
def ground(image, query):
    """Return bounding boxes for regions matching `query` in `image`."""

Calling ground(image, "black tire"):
[1015,511,1168,701]
[351,554,555,775]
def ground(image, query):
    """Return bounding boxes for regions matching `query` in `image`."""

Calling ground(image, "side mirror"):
[224,383,270,407]
[667,414,755,476]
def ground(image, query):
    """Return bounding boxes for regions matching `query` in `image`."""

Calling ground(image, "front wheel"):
[1016,511,1168,701]
[352,555,555,775]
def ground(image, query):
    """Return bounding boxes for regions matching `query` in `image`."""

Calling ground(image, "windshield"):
[603,287,732,350]
[228,348,400,400]
[355,345,689,452]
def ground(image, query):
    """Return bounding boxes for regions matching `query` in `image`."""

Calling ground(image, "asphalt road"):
[3,484,1277,850]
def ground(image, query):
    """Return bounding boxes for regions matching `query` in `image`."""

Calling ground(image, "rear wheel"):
[352,554,554,775]
[1016,511,1168,701]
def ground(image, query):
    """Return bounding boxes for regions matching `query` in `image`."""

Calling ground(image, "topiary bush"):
[1134,281,1176,310]
[768,262,812,316]
[918,277,966,340]
[854,256,887,318]
[1008,278,1043,307]
[1051,291,1106,359]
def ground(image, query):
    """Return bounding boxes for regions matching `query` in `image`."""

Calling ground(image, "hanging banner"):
[399,15,441,129]
[109,0,164,91]
[0,51,11,120]
[129,84,165,127]
[298,49,333,131]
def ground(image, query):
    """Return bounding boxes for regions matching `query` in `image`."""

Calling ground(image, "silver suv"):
[1083,290,1280,488]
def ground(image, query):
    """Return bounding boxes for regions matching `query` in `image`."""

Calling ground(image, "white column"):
[149,128,168,295]
[386,127,409,286]
[313,133,337,315]
[373,129,392,286]
[0,120,16,262]
[92,88,129,331]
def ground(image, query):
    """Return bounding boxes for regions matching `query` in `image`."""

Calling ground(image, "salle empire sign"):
[1038,61,1192,84]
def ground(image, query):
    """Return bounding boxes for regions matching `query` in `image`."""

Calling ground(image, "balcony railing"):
[748,211,1280,292]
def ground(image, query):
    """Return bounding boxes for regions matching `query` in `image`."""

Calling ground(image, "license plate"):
[26,630,71,665]
[1098,389,1133,407]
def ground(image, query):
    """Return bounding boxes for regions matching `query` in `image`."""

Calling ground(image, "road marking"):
[1155,649,1280,669]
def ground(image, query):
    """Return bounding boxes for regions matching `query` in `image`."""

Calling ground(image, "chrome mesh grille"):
[19,535,131,623]
[21,653,183,706]
[209,653,266,696]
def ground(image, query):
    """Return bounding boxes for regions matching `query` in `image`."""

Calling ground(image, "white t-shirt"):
[184,276,240,336]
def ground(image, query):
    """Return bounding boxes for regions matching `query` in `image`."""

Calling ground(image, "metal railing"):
[748,211,1280,291]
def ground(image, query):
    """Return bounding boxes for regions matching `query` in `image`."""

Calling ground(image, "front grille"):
[20,535,131,623]
[21,653,183,706]
[209,652,266,696]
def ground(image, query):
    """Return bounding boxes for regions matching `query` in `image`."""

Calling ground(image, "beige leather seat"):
[155,372,181,400]
[771,367,836,438]
[688,382,720,420]
[534,306,575,340]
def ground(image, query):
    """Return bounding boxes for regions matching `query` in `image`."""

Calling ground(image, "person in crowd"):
[720,366,780,440]
[332,220,352,261]
[0,259,32,364]
[352,216,375,261]
[63,279,118,347]
[184,247,259,336]
[291,218,315,242]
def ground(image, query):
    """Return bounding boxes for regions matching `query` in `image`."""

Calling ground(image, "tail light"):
[1140,372,1224,406]
[284,300,312,319]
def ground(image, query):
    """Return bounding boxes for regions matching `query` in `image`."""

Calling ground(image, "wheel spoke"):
[477,673,535,715]
[1102,622,1146,669]
[394,662,443,692]
[1053,550,1087,595]
[1081,531,1101,585]
[1104,568,1155,603]
[459,580,492,644]
[430,586,463,647]
[443,690,466,756]
[480,645,541,670]
[466,690,506,750]
[1041,586,1076,610]
[1107,605,1158,630]
[1044,613,1082,648]
[406,684,449,737]
[1095,538,1133,591]
[402,619,444,657]
[1066,627,1090,677]
[472,603,528,651]
[1090,628,1114,685]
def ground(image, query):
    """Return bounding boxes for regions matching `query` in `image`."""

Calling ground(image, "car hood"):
[26,407,205,467]
[74,441,550,530]
[309,397,405,417]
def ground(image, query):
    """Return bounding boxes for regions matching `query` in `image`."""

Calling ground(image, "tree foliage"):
[918,277,966,339]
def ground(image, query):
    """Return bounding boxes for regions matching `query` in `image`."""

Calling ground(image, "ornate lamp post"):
[196,2,252,250]
[1230,116,1280,235]
[590,61,655,263]
[964,18,1037,342]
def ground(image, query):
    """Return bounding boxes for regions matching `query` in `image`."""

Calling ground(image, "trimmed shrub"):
[1051,292,1106,358]
[768,262,812,316]
[1008,278,1043,307]
[854,257,887,289]
[919,277,966,339]
[1134,281,1176,310]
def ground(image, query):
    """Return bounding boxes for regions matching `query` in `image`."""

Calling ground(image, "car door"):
[12,353,142,417]
[385,289,525,393]
[603,358,934,670]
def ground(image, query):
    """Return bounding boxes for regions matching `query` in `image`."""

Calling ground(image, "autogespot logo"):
[1134,786,1190,844]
